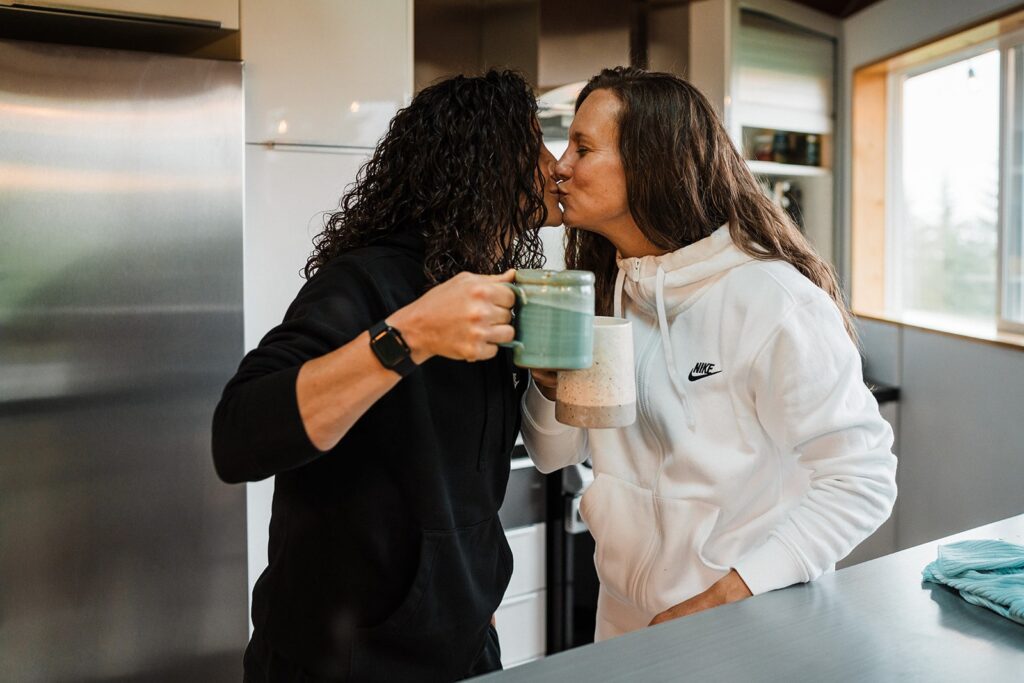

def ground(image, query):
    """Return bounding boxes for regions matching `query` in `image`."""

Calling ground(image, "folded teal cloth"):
[922,539,1024,625]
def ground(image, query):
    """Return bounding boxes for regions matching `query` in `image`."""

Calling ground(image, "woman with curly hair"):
[524,67,897,639]
[213,70,561,681]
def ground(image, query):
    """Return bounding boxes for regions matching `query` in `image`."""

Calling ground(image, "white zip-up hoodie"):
[521,225,897,640]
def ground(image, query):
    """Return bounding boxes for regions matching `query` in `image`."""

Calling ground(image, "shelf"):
[746,160,831,178]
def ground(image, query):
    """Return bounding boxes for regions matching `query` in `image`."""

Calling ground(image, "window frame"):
[884,35,1024,335]
[998,30,1024,335]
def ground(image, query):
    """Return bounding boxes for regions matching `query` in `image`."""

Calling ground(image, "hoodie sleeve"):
[732,295,898,596]
[521,377,590,473]
[211,260,380,484]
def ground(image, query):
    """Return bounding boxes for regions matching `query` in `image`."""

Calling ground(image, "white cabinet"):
[495,590,546,668]
[241,0,413,147]
[243,144,369,350]
[2,0,240,29]
[503,522,547,599]
[497,522,547,668]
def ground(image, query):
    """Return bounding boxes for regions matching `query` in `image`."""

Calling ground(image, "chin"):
[561,211,586,229]
[543,211,564,227]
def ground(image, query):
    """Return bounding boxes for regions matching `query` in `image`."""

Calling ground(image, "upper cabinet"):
[689,0,839,263]
[733,9,834,138]
[0,0,240,29]
[242,0,413,148]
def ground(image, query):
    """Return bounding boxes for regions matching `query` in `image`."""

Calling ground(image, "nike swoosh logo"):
[687,370,722,381]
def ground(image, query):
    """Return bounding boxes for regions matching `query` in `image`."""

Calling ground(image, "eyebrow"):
[571,130,593,143]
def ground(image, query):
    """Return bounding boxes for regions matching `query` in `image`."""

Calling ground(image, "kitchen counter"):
[478,514,1024,681]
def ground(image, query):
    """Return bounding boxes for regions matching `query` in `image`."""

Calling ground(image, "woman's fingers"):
[483,323,515,345]
[488,283,516,310]
[530,369,558,387]
[530,369,558,400]
[487,303,514,325]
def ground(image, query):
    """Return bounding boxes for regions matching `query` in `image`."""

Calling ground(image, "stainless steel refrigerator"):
[0,39,248,680]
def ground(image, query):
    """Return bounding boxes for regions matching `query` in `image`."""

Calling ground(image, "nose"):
[553,154,571,183]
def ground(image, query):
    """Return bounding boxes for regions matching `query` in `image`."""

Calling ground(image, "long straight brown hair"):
[566,67,855,340]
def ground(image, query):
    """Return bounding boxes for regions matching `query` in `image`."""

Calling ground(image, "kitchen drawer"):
[504,522,546,598]
[495,589,546,668]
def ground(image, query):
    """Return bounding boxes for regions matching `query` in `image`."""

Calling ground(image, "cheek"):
[599,167,629,211]
[580,166,620,208]
[585,163,614,196]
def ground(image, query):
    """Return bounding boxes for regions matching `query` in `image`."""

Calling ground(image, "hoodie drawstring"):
[613,267,626,319]
[655,266,696,430]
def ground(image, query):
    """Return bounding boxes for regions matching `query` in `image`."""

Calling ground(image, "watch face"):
[374,330,407,367]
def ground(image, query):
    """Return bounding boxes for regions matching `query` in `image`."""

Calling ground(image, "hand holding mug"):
[389,270,517,363]
[497,269,595,370]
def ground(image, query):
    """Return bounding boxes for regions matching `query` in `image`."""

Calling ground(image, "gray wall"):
[857,317,1024,551]
[835,0,1024,552]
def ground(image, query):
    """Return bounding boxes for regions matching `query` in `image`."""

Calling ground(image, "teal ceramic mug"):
[499,269,595,369]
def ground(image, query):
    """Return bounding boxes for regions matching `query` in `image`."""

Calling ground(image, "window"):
[891,50,1000,326]
[851,8,1024,338]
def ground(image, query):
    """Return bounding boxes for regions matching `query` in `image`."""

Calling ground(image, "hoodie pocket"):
[580,473,725,615]
[349,517,512,682]
[640,495,725,614]
[579,473,654,608]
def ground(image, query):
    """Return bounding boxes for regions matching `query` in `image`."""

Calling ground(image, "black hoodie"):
[212,231,527,680]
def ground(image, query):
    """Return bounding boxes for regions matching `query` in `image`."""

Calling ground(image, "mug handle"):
[497,282,526,350]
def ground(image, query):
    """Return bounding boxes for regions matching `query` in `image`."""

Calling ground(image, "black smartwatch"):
[369,319,418,378]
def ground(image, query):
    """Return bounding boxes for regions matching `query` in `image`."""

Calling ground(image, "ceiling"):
[780,0,884,18]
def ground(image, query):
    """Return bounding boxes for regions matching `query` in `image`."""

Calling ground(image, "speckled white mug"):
[555,317,636,428]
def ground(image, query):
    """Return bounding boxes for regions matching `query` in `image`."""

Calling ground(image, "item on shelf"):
[743,126,826,168]
[806,135,820,166]
[789,133,807,166]
[754,133,773,161]
[771,131,788,164]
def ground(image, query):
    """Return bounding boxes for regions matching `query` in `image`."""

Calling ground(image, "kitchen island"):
[478,514,1024,681]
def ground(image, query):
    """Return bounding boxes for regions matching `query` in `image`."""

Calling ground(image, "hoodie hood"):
[613,224,755,318]
[613,224,755,430]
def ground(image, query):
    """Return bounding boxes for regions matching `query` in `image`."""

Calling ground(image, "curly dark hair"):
[304,70,548,285]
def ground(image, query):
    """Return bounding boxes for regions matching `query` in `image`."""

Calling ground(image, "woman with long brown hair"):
[522,67,897,639]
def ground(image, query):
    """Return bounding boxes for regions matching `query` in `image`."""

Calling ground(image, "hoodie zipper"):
[626,322,665,610]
